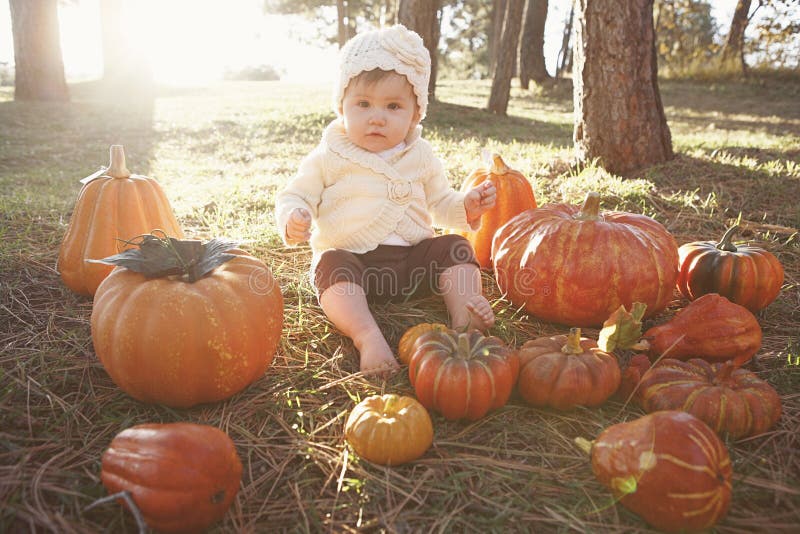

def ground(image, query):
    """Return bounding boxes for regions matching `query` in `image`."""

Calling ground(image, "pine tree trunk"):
[398,0,441,101]
[337,0,347,47]
[488,0,507,78]
[487,0,524,115]
[556,5,573,78]
[720,0,752,75]
[9,0,69,101]
[519,0,549,89]
[573,0,672,174]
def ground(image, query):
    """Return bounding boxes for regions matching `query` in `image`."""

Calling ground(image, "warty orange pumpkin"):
[577,411,732,533]
[637,358,781,438]
[643,293,762,367]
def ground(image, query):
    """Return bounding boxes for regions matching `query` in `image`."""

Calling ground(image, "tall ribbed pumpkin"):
[91,234,283,408]
[492,192,678,327]
[58,145,183,296]
[457,153,537,269]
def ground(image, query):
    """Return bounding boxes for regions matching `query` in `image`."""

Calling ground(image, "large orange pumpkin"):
[643,293,762,367]
[457,153,537,269]
[637,358,781,438]
[517,328,620,410]
[492,191,678,327]
[58,145,183,296]
[345,394,433,466]
[100,422,242,533]
[408,329,519,421]
[577,411,732,533]
[91,234,284,408]
[677,225,784,312]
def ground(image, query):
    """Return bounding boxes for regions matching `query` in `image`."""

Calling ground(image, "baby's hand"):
[464,181,497,224]
[286,208,312,244]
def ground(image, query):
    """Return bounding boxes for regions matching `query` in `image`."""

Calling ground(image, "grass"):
[1,75,799,532]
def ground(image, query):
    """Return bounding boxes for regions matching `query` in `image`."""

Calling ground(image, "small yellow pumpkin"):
[345,394,433,466]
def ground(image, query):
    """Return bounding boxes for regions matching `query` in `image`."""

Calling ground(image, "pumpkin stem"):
[714,361,737,384]
[88,232,238,282]
[490,153,510,175]
[456,332,472,359]
[84,490,147,534]
[107,145,132,179]
[562,327,585,355]
[716,225,740,252]
[382,394,398,415]
[574,437,594,456]
[575,192,602,221]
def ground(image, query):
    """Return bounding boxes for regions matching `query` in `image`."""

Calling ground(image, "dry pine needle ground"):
[1,77,799,532]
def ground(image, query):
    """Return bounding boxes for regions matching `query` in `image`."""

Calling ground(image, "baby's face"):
[341,72,420,153]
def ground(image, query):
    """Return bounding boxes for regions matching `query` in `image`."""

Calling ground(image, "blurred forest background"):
[4,0,799,95]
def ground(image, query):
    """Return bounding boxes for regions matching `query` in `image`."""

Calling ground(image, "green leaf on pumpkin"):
[88,233,238,282]
[598,302,647,352]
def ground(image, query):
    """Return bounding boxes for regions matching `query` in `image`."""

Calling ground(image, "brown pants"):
[313,235,478,304]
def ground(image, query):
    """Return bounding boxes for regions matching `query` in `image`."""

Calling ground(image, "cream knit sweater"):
[275,119,474,257]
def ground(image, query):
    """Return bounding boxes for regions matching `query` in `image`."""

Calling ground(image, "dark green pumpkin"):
[677,225,783,312]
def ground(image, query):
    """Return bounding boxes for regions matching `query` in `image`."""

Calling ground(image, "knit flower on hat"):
[380,25,430,75]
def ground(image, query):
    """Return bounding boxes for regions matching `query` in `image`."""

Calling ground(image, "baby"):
[275,24,496,375]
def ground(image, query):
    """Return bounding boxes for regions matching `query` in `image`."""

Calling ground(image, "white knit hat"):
[334,24,431,120]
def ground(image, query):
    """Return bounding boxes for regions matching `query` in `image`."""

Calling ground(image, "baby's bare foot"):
[356,330,400,377]
[465,295,495,331]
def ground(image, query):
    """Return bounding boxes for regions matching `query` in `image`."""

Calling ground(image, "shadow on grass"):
[426,101,572,148]
[660,78,800,125]
[0,78,158,216]
[644,149,800,230]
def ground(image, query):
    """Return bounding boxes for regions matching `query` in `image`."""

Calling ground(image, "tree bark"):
[398,0,441,100]
[573,0,672,174]
[488,0,507,77]
[337,0,347,47]
[719,0,752,74]
[9,0,69,101]
[519,0,550,89]
[556,4,573,78]
[487,0,524,115]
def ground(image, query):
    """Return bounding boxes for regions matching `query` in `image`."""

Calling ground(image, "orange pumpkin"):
[638,358,781,438]
[614,353,651,402]
[517,328,621,410]
[91,234,284,408]
[643,293,762,367]
[345,394,433,466]
[577,411,732,533]
[397,322,447,364]
[677,225,784,311]
[492,191,678,327]
[457,153,537,268]
[101,423,242,533]
[58,145,183,296]
[408,329,519,421]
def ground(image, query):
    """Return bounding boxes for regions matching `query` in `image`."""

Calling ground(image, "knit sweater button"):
[388,181,412,204]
